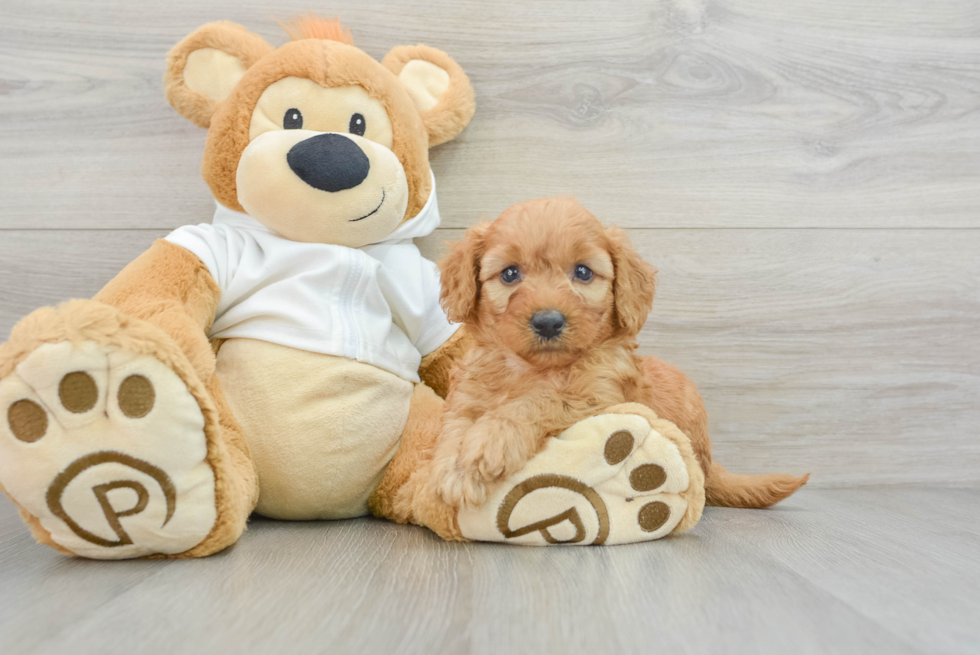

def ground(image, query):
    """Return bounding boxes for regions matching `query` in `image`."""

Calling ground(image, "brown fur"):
[367,383,463,541]
[382,45,476,147]
[94,240,220,382]
[368,330,474,540]
[430,197,808,509]
[417,326,475,399]
[164,21,274,129]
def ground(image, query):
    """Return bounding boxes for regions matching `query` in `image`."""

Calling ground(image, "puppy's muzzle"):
[286,133,370,192]
[530,310,566,340]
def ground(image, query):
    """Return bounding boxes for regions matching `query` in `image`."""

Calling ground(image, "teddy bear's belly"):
[215,338,414,520]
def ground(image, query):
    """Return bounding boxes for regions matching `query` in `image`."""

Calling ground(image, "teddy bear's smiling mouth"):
[349,189,385,222]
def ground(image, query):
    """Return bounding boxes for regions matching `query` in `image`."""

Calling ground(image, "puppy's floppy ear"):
[439,222,490,323]
[383,45,476,146]
[165,22,274,128]
[606,225,657,335]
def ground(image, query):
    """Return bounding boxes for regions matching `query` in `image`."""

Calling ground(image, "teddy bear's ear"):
[164,22,274,128]
[382,45,475,147]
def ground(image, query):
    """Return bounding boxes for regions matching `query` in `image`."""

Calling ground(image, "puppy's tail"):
[705,461,809,508]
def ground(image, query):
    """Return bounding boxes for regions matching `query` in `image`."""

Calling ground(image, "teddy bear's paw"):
[0,341,217,559]
[456,410,705,546]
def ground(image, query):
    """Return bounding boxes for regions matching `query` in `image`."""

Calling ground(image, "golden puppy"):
[431,197,808,509]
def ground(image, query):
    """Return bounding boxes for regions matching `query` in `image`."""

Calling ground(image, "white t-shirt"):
[165,175,457,383]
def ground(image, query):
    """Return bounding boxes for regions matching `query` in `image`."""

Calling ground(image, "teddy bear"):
[0,15,479,558]
[0,16,792,559]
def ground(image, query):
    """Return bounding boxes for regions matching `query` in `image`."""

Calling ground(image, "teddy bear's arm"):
[93,239,221,382]
[418,326,474,398]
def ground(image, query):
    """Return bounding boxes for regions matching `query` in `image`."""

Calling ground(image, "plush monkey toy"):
[0,17,714,558]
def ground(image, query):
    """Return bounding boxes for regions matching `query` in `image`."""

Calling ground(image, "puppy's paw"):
[434,470,490,509]
[429,454,463,507]
[454,405,706,546]
[458,419,532,484]
[429,455,489,509]
[459,471,491,509]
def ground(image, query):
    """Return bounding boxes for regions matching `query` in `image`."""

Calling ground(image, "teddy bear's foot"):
[0,317,219,559]
[456,404,705,545]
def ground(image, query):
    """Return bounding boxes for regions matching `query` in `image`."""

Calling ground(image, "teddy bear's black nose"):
[530,310,566,340]
[286,133,370,192]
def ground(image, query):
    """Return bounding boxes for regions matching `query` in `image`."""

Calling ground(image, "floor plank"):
[1,488,976,654]
[1,0,979,229]
[1,1,978,653]
[704,488,980,654]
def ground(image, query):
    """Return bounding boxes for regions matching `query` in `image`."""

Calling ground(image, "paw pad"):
[603,430,634,465]
[458,411,703,546]
[637,501,670,532]
[8,399,47,443]
[6,370,159,439]
[59,371,98,413]
[118,374,155,418]
[629,463,666,492]
[0,340,217,558]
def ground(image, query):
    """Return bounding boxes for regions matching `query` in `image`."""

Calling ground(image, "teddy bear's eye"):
[574,264,594,282]
[349,113,366,136]
[500,266,521,285]
[283,108,303,129]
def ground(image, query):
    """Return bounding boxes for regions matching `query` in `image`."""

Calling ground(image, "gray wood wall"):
[1,0,977,487]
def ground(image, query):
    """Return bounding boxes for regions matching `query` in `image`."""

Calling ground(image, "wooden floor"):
[1,488,978,655]
[0,0,978,653]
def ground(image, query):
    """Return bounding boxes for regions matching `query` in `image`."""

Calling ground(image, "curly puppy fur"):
[431,197,809,509]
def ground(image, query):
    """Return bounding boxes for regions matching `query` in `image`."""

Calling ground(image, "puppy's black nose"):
[530,310,566,340]
[287,133,370,192]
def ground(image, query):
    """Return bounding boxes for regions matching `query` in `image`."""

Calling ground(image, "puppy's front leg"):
[433,418,530,509]
[431,416,521,509]
[432,389,561,509]
[453,397,557,507]
[460,418,533,478]
[429,414,475,508]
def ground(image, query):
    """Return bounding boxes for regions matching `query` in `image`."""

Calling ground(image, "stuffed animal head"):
[164,16,474,248]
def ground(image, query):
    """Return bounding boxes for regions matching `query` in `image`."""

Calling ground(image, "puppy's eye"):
[500,266,521,285]
[349,113,366,136]
[574,264,594,282]
[283,108,303,129]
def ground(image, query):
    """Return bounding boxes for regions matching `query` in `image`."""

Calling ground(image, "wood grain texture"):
[1,2,979,650]
[1,488,978,654]
[0,228,976,487]
[1,0,980,228]
[0,0,975,497]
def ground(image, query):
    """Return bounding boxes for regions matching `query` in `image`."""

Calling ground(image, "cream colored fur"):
[399,60,451,112]
[0,341,217,559]
[216,339,413,520]
[183,48,248,105]
[0,296,256,559]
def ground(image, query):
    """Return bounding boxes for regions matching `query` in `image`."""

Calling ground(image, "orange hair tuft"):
[280,13,353,44]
